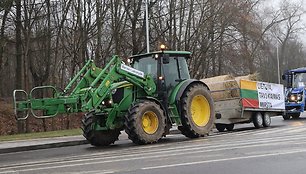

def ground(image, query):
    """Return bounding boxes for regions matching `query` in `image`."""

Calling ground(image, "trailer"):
[213,79,285,132]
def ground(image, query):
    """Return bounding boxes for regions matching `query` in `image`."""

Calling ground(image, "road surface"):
[1,116,306,174]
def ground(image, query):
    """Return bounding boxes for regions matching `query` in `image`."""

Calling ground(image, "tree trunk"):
[16,0,25,133]
[0,1,12,97]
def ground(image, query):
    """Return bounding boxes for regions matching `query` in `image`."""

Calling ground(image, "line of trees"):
[0,0,305,98]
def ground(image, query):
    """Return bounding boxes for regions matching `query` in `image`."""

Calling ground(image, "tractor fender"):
[136,96,167,116]
[169,79,210,113]
[175,79,209,102]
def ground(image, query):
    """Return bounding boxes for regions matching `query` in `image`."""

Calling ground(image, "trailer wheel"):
[262,113,271,127]
[253,112,264,128]
[124,101,166,145]
[292,113,301,119]
[179,83,215,138]
[82,112,120,146]
[215,124,226,132]
[226,124,235,131]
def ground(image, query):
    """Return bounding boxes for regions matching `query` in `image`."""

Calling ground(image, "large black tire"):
[283,114,290,120]
[292,113,301,119]
[82,112,120,146]
[179,83,215,138]
[215,124,226,132]
[124,101,166,145]
[262,112,271,127]
[253,112,264,128]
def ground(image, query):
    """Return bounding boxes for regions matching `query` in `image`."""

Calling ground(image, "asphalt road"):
[1,116,306,174]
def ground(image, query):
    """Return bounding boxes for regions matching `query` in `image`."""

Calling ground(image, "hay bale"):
[201,75,239,101]
[234,73,259,86]
[201,75,234,84]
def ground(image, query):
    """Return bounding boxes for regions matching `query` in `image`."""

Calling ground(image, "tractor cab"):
[283,68,306,89]
[129,49,191,95]
[282,68,306,119]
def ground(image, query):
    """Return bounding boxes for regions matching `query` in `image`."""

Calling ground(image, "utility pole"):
[145,0,150,53]
[277,44,280,84]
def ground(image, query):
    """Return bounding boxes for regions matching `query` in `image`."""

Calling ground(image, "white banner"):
[121,64,145,78]
[257,82,285,109]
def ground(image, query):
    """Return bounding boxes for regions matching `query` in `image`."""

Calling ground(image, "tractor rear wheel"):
[179,83,215,138]
[82,112,120,146]
[125,101,166,145]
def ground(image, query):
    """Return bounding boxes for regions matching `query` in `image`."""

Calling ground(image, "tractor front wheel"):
[283,114,290,120]
[124,101,166,145]
[179,83,215,138]
[82,112,120,146]
[292,113,301,119]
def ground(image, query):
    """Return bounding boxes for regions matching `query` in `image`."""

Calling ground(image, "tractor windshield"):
[162,57,190,89]
[132,56,157,79]
[293,73,306,88]
[131,54,191,92]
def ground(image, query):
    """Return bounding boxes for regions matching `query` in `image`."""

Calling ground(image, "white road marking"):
[0,171,18,174]
[2,121,306,173]
[4,140,306,173]
[142,149,306,170]
[254,126,304,135]
[2,131,306,170]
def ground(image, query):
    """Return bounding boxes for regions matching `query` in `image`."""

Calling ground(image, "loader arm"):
[13,55,156,120]
[85,55,157,110]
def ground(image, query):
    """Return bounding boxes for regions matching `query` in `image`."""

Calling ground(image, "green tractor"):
[13,48,215,146]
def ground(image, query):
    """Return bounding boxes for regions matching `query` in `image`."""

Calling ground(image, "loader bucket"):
[13,90,30,120]
[13,86,64,120]
[29,86,61,119]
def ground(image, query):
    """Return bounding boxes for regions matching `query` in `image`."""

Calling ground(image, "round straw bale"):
[201,75,239,101]
[234,73,259,86]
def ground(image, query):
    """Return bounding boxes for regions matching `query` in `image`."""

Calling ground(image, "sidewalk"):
[0,135,88,154]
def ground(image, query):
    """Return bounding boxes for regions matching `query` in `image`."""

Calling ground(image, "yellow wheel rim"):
[190,95,210,127]
[142,111,159,134]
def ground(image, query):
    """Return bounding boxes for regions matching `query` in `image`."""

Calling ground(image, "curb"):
[0,140,88,154]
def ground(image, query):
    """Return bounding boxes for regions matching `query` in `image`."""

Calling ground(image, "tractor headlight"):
[297,94,302,101]
[289,95,296,101]
[101,99,113,106]
[288,93,303,102]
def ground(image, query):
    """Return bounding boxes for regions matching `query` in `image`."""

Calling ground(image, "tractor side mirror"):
[282,75,286,80]
[162,54,170,64]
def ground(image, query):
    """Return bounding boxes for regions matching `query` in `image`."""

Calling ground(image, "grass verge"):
[0,129,82,142]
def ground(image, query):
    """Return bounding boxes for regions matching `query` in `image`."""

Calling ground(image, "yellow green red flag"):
[240,80,259,108]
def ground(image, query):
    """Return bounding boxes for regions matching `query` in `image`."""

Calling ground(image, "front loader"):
[13,47,215,146]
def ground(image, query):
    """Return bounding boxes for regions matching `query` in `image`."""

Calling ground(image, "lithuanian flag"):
[240,80,259,108]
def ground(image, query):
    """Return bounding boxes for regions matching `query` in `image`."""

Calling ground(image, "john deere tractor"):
[13,47,215,146]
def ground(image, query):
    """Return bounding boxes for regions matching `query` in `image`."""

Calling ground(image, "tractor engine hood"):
[290,87,304,94]
[286,87,304,103]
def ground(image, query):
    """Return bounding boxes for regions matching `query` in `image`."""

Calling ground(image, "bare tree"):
[0,0,13,96]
